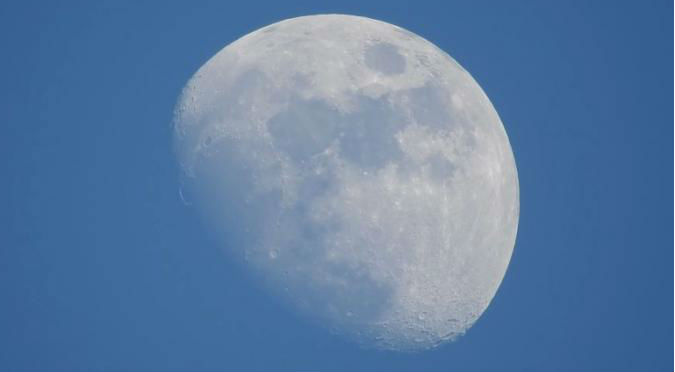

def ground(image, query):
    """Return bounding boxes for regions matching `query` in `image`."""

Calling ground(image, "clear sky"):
[1,1,672,371]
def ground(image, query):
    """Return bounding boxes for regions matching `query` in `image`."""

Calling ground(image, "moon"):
[173,14,519,351]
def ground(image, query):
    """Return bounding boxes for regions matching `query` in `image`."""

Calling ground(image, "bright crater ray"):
[173,14,519,351]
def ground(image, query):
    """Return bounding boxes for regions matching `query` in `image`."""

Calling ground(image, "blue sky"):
[1,1,672,370]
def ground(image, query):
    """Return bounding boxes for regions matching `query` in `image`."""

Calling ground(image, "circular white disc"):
[174,14,519,351]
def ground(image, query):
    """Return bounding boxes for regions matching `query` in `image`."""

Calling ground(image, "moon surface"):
[173,15,519,351]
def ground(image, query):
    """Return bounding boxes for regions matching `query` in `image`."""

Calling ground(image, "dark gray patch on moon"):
[427,153,457,182]
[364,42,406,75]
[267,98,341,163]
[338,95,406,169]
[402,83,454,129]
[266,95,406,170]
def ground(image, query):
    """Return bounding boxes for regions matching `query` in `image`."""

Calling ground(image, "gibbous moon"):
[173,15,519,351]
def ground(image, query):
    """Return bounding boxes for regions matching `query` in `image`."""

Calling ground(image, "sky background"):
[1,1,672,371]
